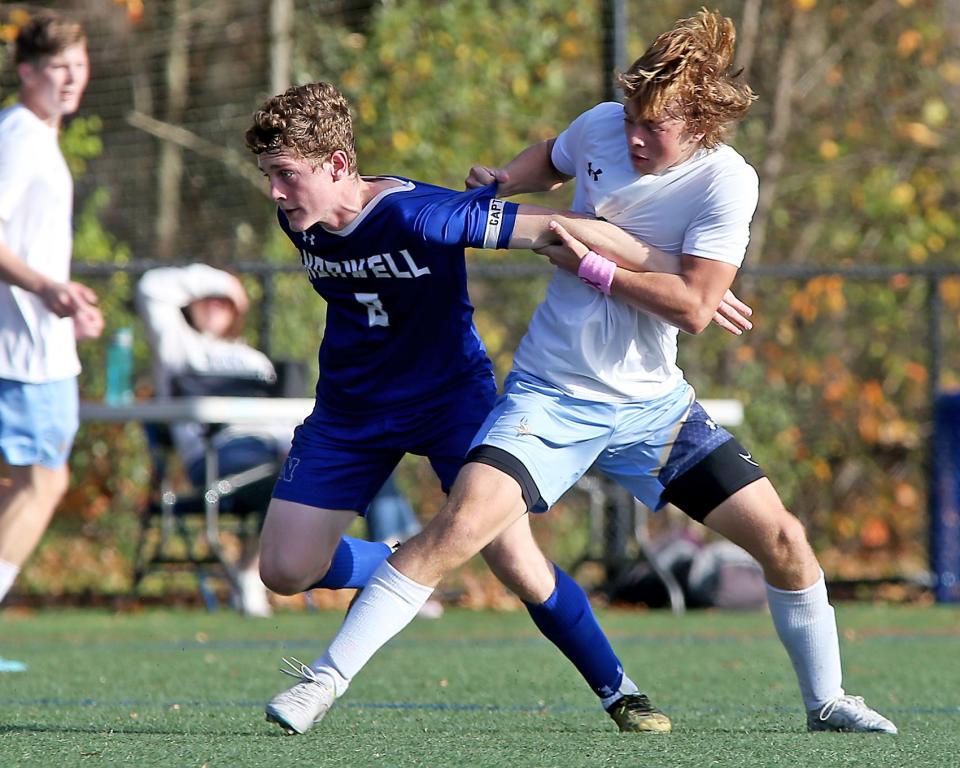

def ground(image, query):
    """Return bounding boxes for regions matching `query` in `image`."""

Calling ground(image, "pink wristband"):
[577,250,616,295]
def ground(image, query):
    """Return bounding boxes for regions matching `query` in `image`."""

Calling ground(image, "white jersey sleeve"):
[551,106,596,177]
[682,156,758,267]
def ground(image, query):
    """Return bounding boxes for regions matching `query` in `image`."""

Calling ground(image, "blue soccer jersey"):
[278,179,518,413]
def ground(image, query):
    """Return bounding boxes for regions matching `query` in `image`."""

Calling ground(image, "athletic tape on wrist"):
[577,250,616,295]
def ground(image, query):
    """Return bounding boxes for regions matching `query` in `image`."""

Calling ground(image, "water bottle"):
[105,327,134,405]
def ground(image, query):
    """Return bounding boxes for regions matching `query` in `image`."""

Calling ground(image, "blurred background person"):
[136,263,290,617]
[0,10,102,672]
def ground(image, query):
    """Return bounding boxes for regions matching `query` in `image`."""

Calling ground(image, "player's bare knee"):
[781,513,812,554]
[404,510,484,572]
[260,555,322,595]
[427,520,480,563]
[762,512,814,571]
[258,562,295,595]
[260,571,305,596]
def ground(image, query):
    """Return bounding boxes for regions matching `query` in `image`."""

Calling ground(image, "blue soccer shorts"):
[0,376,79,470]
[467,372,765,522]
[271,373,497,514]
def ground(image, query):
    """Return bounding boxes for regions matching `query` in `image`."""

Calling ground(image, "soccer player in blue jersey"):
[267,11,897,736]
[246,81,751,735]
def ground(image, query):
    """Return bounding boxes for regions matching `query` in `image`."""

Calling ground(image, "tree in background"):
[652,0,956,579]
[3,0,959,594]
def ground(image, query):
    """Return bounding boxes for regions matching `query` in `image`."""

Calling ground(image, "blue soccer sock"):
[309,536,392,590]
[524,564,627,702]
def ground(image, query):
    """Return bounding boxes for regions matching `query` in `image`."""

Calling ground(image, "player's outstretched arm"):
[466,141,671,271]
[465,154,754,333]
[507,210,753,334]
[544,221,746,336]
[539,212,683,273]
[465,139,570,197]
[538,240,751,335]
[509,206,680,274]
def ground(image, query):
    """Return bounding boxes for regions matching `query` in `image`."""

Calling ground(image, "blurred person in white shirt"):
[0,11,102,629]
[137,264,293,617]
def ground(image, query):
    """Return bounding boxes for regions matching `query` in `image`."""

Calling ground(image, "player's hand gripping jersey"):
[278,180,517,413]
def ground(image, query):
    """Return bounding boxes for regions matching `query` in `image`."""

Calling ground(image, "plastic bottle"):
[105,327,134,405]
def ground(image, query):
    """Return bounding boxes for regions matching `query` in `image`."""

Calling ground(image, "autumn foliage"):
[1,0,958,597]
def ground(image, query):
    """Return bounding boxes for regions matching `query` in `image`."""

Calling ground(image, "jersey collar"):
[321,177,415,237]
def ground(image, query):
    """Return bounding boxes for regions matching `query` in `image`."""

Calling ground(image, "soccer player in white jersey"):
[249,81,752,735]
[271,10,898,735]
[0,11,102,662]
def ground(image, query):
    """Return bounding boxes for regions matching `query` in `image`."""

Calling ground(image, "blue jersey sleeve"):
[409,183,518,250]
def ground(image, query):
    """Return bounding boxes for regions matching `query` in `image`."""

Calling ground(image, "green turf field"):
[1,603,957,767]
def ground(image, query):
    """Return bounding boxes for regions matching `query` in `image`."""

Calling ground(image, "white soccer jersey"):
[136,264,289,469]
[511,101,759,402]
[0,104,80,383]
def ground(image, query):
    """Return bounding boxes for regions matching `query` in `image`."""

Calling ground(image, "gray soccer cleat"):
[807,694,898,734]
[606,692,673,733]
[265,657,338,735]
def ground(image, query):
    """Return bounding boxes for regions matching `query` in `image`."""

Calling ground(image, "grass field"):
[1,603,958,767]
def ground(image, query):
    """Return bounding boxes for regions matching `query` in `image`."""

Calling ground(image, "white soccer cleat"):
[807,694,898,734]
[265,657,338,735]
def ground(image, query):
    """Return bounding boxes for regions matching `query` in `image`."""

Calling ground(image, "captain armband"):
[482,199,507,249]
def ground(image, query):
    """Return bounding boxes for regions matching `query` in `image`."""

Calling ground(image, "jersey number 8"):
[355,293,390,327]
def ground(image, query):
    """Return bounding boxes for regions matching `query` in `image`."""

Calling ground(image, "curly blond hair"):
[617,8,756,148]
[245,82,358,172]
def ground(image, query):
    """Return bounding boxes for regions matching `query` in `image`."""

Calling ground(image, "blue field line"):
[13,627,960,655]
[0,635,763,654]
[1,696,958,719]
[0,697,577,714]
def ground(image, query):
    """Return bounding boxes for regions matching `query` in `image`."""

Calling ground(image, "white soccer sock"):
[600,674,640,710]
[765,570,844,710]
[312,560,434,696]
[0,559,19,604]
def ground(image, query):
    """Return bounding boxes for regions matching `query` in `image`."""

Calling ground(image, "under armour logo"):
[738,452,760,467]
[587,162,603,181]
[280,457,301,481]
[302,232,316,246]
[515,417,532,437]
[705,418,718,431]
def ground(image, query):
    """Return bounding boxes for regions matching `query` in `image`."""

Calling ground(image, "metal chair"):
[132,367,302,609]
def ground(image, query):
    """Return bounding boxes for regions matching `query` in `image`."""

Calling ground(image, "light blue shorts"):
[0,377,79,469]
[470,372,735,512]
